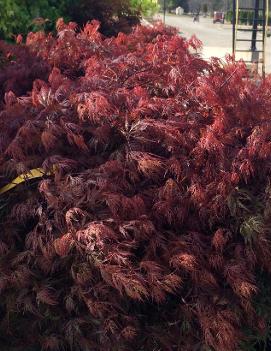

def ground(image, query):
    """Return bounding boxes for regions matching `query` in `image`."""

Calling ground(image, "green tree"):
[0,0,145,40]
[130,0,158,15]
[203,3,208,13]
[210,0,224,11]
[177,0,189,13]
[158,0,189,12]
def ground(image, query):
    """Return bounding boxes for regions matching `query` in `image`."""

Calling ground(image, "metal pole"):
[262,0,268,77]
[251,0,260,51]
[163,0,166,24]
[232,0,236,54]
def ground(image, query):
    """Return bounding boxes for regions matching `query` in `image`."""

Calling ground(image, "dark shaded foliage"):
[0,20,271,351]
[64,0,140,36]
[0,40,50,103]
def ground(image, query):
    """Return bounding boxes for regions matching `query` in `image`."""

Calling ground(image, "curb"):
[141,18,154,28]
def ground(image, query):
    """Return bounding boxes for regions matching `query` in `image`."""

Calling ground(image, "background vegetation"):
[0,0,158,39]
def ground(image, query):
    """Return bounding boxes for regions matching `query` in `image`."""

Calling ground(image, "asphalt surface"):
[154,14,271,73]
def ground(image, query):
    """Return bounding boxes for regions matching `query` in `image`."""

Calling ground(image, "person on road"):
[193,15,199,23]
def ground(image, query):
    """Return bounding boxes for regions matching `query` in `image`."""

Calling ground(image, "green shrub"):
[0,0,66,40]
[0,0,144,40]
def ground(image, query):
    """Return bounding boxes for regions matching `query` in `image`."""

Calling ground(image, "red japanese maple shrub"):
[0,20,271,351]
[0,40,50,104]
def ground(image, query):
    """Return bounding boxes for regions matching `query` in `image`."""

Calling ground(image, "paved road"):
[155,14,271,73]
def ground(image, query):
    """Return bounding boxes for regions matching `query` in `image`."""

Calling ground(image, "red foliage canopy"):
[0,20,271,351]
